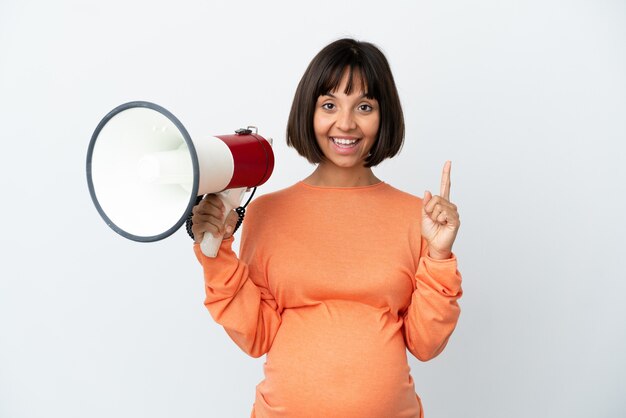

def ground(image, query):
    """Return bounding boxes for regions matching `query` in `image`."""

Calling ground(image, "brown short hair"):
[287,38,405,168]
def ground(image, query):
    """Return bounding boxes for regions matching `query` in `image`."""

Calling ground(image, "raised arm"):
[403,161,463,360]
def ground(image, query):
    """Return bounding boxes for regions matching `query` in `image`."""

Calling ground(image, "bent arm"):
[194,236,281,358]
[403,237,462,361]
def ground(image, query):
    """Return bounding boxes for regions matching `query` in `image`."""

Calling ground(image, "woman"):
[191,38,462,418]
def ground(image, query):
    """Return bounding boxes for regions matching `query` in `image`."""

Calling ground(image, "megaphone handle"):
[200,187,248,257]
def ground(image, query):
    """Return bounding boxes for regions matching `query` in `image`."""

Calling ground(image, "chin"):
[330,158,365,169]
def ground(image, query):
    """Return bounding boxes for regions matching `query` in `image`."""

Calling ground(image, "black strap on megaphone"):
[185,187,257,241]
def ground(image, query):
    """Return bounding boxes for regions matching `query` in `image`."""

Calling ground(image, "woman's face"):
[313,72,380,170]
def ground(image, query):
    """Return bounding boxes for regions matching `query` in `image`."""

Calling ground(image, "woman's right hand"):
[191,194,238,244]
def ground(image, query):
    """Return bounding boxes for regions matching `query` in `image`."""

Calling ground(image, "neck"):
[303,163,380,187]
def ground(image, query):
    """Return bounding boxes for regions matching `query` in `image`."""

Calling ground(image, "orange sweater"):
[194,181,462,418]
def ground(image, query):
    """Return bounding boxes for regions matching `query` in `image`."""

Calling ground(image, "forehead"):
[319,66,370,97]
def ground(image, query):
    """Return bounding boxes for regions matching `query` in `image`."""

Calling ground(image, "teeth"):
[332,137,358,145]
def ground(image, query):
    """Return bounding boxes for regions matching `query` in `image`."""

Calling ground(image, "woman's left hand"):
[421,161,461,259]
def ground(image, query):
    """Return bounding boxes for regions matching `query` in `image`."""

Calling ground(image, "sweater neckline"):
[296,180,387,191]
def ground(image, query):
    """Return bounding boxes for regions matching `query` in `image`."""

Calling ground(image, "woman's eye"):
[322,103,335,110]
[358,104,373,112]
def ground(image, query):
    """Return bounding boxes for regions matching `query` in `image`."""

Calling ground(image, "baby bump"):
[256,301,421,417]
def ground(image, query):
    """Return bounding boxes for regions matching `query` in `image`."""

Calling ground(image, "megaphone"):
[86,101,274,257]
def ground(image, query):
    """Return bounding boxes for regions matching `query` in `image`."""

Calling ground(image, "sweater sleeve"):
[194,227,281,358]
[402,235,463,361]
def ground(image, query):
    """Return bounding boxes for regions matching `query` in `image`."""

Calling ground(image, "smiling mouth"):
[330,137,360,148]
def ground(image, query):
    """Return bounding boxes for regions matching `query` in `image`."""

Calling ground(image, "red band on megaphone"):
[217,133,275,189]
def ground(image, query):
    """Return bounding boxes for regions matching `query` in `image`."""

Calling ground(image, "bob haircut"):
[287,38,405,168]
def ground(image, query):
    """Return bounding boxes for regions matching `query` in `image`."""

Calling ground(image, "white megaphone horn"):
[86,101,274,257]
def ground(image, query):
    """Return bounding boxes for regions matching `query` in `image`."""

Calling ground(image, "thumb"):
[223,210,238,239]
[423,190,432,208]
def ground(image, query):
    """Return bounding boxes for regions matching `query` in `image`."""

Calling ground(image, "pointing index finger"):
[440,160,451,200]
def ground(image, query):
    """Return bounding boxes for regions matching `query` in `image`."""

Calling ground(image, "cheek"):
[313,113,332,137]
[366,115,381,139]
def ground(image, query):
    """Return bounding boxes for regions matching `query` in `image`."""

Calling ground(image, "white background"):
[1,1,625,417]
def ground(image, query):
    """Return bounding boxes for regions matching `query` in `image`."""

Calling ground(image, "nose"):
[336,108,357,131]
